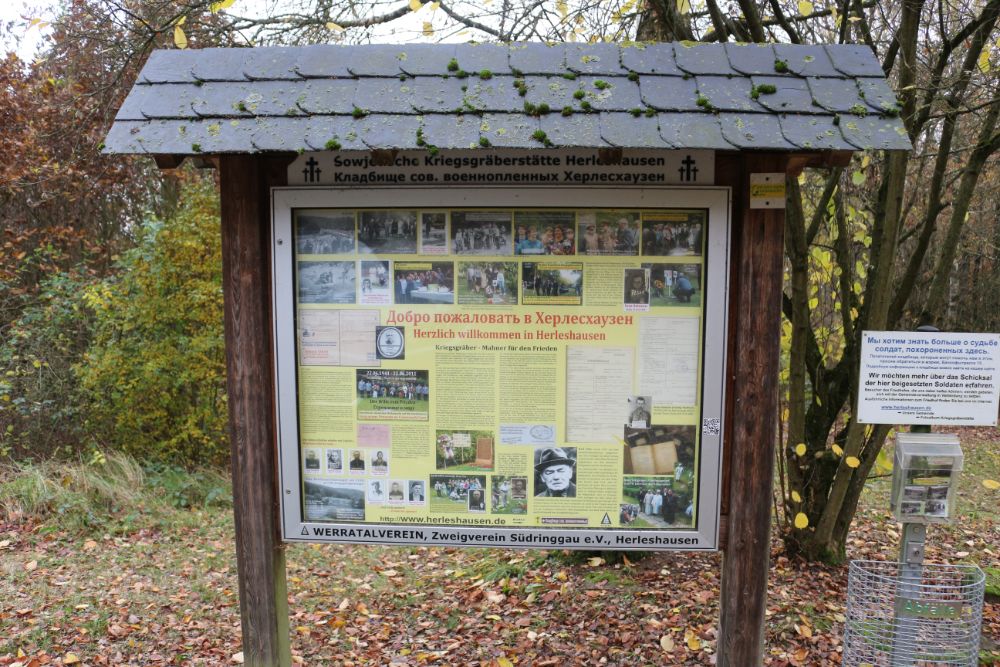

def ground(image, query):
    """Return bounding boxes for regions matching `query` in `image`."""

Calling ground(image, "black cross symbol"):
[678,154,699,182]
[303,156,322,183]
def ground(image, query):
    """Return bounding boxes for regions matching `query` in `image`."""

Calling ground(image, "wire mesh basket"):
[843,559,985,667]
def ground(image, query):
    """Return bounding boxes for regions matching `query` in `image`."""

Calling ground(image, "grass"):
[0,452,230,534]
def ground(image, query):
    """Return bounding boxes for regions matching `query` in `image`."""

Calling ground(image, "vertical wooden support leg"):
[220,155,292,667]
[717,154,787,666]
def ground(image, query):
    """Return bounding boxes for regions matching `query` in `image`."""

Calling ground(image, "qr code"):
[702,418,721,436]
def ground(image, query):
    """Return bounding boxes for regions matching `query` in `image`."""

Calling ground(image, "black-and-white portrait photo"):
[298,261,355,304]
[295,210,356,255]
[359,210,418,254]
[626,395,653,429]
[408,480,426,503]
[325,448,343,474]
[624,268,651,310]
[451,211,512,255]
[533,447,578,498]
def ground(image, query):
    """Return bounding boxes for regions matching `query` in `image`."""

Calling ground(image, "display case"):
[890,433,963,524]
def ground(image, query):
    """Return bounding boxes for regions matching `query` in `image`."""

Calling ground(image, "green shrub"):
[0,267,96,459]
[77,176,229,466]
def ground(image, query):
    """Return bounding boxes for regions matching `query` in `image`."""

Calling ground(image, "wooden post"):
[717,153,788,666]
[220,155,292,667]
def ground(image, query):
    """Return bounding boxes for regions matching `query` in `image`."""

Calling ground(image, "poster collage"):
[295,208,707,531]
[295,209,705,310]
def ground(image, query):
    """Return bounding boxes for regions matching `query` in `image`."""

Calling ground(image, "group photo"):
[513,211,576,256]
[393,261,455,304]
[621,476,693,528]
[451,211,512,255]
[457,262,518,305]
[358,210,418,254]
[295,210,356,255]
[429,475,487,513]
[356,369,430,421]
[640,213,705,257]
[576,211,640,256]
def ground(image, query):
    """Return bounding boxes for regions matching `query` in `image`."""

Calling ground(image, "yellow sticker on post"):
[749,173,786,209]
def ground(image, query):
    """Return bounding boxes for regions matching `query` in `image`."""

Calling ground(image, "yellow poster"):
[292,205,710,541]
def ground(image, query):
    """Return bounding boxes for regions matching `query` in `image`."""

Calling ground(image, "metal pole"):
[889,323,937,667]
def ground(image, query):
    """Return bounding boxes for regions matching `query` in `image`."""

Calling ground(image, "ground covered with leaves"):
[1,435,997,666]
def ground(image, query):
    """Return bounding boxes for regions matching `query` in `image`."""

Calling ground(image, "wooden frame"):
[218,151,789,666]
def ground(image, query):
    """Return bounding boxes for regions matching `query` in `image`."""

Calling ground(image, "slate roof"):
[103,42,911,155]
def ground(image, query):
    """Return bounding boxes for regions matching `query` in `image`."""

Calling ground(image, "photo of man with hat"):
[534,447,578,498]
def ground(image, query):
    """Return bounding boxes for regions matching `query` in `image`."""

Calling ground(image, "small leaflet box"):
[890,433,963,524]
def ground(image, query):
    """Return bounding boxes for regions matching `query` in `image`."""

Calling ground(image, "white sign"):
[858,330,1000,425]
[749,173,786,209]
[288,149,714,187]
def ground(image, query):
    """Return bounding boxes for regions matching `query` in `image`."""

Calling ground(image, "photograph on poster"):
[370,450,389,475]
[429,475,487,513]
[303,448,321,472]
[348,449,366,473]
[304,479,365,521]
[420,212,449,255]
[451,211,512,255]
[325,448,343,474]
[491,475,528,514]
[394,261,455,304]
[900,501,922,516]
[367,480,384,503]
[387,480,406,502]
[521,262,583,305]
[356,369,430,421]
[468,488,487,512]
[641,210,705,256]
[457,262,518,305]
[623,269,651,311]
[408,480,426,503]
[623,425,696,477]
[626,395,653,429]
[903,485,928,501]
[359,260,391,305]
[435,430,494,471]
[643,264,701,306]
[298,261,356,304]
[533,447,578,498]
[513,211,576,255]
[358,210,418,254]
[622,476,694,528]
[295,210,356,255]
[576,211,640,256]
